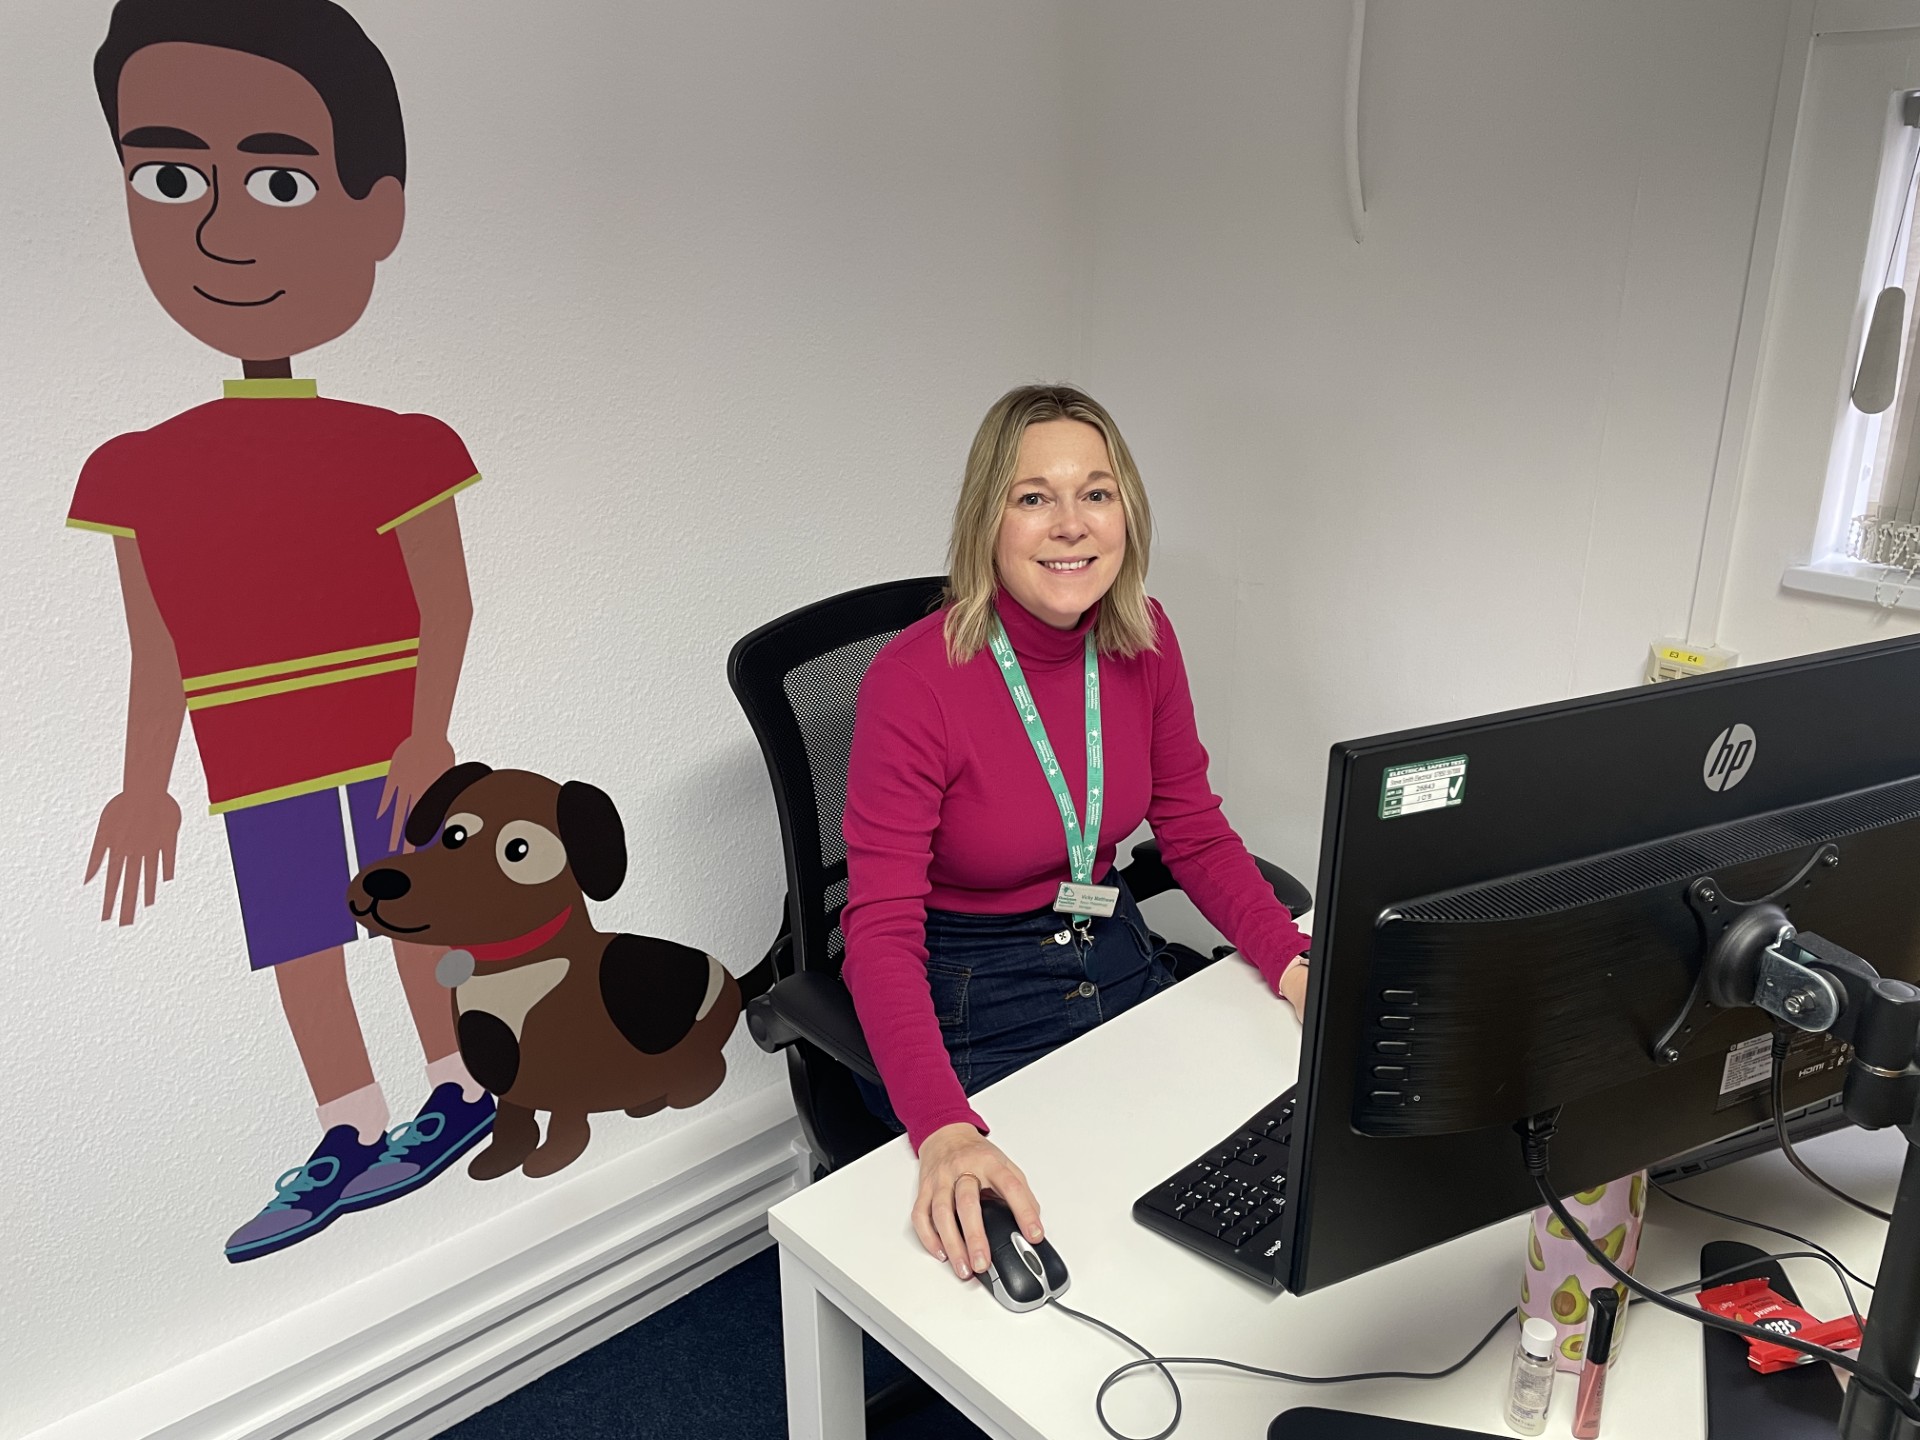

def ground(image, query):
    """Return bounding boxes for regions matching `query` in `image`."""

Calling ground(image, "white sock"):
[426,1051,487,1103]
[318,1082,390,1146]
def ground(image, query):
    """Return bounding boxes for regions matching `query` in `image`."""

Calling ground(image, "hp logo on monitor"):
[1703,724,1757,792]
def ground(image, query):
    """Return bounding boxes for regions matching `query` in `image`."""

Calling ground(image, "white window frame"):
[1779,3,1920,611]
[1786,89,1920,603]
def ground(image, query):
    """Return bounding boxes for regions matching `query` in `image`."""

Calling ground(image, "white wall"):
[1069,0,1795,883]
[0,2,1076,1434]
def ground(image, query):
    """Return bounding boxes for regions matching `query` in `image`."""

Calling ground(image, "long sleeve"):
[839,652,989,1150]
[1144,604,1309,992]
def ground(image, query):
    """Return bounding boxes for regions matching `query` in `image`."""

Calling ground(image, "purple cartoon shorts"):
[224,777,404,969]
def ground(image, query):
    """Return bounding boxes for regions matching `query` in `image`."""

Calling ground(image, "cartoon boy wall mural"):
[68,0,495,1262]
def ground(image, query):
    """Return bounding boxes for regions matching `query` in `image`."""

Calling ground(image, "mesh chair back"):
[728,577,948,980]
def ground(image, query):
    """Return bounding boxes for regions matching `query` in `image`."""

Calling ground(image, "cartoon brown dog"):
[348,764,770,1179]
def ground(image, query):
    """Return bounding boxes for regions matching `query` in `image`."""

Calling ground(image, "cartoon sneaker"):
[338,1085,496,1211]
[224,1125,384,1263]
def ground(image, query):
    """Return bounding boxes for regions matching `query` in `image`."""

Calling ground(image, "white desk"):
[769,956,1902,1440]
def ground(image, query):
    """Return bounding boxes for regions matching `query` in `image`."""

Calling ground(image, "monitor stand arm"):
[1703,906,1920,1440]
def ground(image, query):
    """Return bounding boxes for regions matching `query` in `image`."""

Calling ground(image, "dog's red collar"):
[464,906,574,963]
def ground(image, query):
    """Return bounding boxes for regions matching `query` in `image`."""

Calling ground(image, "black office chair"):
[726,574,1314,1176]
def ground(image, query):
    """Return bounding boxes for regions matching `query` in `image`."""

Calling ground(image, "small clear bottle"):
[1504,1317,1558,1435]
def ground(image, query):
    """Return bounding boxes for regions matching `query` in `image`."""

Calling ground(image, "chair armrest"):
[1119,838,1313,919]
[1117,839,1178,902]
[1251,853,1313,919]
[744,972,883,1086]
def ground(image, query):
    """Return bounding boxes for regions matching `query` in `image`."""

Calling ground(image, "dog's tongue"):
[461,906,575,965]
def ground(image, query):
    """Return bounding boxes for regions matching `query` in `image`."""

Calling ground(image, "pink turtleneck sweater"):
[840,590,1309,1149]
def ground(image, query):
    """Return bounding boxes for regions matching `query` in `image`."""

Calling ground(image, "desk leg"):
[780,1245,866,1440]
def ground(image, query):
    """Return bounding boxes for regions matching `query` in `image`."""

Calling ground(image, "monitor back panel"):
[1283,634,1920,1296]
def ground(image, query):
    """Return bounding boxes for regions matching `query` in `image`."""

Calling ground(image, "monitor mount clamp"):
[1652,843,1841,1066]
[1693,888,1920,1440]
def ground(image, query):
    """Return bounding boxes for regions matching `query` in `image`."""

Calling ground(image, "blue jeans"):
[855,874,1178,1133]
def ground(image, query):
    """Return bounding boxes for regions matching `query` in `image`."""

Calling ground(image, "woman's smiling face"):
[993,419,1127,630]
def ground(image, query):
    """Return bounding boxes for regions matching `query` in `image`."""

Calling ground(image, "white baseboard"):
[28,1088,809,1440]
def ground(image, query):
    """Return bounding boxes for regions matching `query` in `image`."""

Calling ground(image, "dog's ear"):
[404,762,494,848]
[557,780,627,901]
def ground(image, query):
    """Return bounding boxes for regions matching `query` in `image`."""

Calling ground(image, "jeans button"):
[1077,981,1096,998]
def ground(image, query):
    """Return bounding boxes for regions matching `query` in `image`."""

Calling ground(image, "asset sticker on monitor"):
[1718,1034,1772,1096]
[1380,755,1468,819]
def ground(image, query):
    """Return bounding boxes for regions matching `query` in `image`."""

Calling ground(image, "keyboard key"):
[1242,1211,1287,1254]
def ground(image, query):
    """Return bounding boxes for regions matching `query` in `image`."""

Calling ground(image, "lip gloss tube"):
[1571,1286,1621,1439]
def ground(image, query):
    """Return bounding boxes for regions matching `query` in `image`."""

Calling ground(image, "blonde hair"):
[943,385,1156,664]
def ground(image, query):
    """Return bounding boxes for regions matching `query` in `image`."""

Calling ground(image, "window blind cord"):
[1881,137,1920,294]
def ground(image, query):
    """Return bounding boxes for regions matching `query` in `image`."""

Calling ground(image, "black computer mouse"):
[977,1192,1069,1312]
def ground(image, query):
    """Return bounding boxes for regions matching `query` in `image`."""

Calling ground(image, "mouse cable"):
[1522,1117,1920,1425]
[1768,1028,1892,1222]
[1046,1297,1515,1440]
[1049,1247,1866,1440]
[1651,1177,1877,1293]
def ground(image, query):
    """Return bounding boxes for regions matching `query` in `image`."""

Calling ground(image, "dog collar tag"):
[436,949,477,988]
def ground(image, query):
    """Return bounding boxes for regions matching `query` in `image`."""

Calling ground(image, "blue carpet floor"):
[441,1243,988,1439]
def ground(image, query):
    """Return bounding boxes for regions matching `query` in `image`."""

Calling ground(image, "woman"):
[840,384,1310,1282]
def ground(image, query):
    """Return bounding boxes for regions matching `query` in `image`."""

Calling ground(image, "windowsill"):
[1781,557,1920,612]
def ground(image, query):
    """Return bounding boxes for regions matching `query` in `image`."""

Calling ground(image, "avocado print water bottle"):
[1517,1170,1646,1372]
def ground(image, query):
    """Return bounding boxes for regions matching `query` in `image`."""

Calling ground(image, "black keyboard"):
[1132,1086,1297,1288]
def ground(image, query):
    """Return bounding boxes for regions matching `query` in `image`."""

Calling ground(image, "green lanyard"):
[988,617,1104,928]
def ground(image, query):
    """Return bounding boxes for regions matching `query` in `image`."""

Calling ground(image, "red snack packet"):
[1696,1277,1863,1374]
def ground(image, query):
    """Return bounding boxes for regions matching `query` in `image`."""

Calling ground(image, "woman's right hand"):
[914,1122,1044,1280]
[1279,958,1309,1019]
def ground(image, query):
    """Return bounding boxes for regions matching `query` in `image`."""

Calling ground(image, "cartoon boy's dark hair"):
[95,0,405,201]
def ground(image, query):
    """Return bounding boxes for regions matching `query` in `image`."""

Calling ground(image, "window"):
[1818,92,1920,592]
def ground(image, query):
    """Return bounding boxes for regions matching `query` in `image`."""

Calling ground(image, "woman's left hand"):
[1279,960,1308,1019]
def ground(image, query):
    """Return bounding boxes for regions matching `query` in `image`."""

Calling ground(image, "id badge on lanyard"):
[987,618,1120,943]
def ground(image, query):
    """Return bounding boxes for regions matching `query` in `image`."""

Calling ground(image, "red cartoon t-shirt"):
[69,381,479,813]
